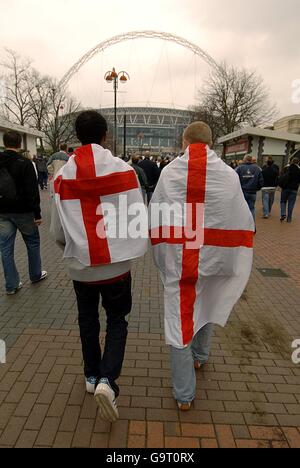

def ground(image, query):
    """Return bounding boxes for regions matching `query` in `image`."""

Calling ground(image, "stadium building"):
[70,107,194,156]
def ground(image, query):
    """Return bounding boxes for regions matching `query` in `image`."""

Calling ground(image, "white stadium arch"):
[59,30,220,89]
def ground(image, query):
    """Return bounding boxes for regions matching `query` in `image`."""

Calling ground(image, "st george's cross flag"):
[54,144,148,267]
[150,143,255,349]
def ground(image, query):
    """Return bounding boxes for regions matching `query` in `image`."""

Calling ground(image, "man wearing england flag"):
[51,111,148,423]
[150,122,255,411]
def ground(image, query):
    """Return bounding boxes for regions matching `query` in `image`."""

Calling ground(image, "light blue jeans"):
[262,189,276,217]
[170,324,214,404]
[0,214,42,292]
[243,192,257,221]
[281,190,298,221]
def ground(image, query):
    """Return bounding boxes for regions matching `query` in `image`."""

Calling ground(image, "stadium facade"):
[70,107,194,155]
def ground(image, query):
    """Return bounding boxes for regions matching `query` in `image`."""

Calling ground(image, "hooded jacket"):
[0,150,41,219]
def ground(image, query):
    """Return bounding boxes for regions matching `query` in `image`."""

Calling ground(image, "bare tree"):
[42,82,80,153]
[0,49,35,126]
[195,62,278,139]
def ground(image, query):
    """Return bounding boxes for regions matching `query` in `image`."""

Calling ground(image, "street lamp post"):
[104,68,130,156]
[123,111,127,160]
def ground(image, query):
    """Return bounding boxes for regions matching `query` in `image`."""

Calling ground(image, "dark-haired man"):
[51,111,148,423]
[36,155,49,190]
[131,155,148,203]
[0,131,47,295]
[139,151,160,204]
[262,157,279,219]
[280,158,300,223]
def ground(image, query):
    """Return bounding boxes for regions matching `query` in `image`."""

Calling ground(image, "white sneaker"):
[7,283,23,296]
[94,379,119,423]
[86,377,97,395]
[31,271,48,284]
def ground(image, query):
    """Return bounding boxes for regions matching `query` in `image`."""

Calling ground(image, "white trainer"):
[94,379,119,423]
[86,377,97,395]
[31,271,48,285]
[6,283,23,296]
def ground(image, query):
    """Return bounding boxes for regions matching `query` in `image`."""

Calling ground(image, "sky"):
[0,0,299,120]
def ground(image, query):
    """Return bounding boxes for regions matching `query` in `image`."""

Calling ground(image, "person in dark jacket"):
[261,158,279,219]
[36,155,49,190]
[0,131,47,295]
[139,152,160,204]
[131,155,148,203]
[159,158,170,174]
[280,158,300,223]
[236,155,264,220]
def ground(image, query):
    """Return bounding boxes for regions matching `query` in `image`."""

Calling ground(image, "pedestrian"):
[36,155,49,190]
[150,122,254,411]
[139,151,160,204]
[51,111,148,423]
[24,151,38,179]
[236,155,264,221]
[263,156,280,175]
[131,155,148,203]
[47,144,70,179]
[261,157,279,219]
[159,158,170,174]
[0,131,47,295]
[280,158,300,223]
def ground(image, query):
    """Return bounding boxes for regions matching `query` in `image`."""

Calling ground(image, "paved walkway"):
[0,192,299,448]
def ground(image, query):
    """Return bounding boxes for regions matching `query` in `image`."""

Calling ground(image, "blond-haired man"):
[150,122,254,411]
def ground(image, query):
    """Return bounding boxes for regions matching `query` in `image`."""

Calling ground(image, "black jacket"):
[139,159,160,188]
[0,150,41,219]
[132,164,148,190]
[262,164,279,188]
[286,164,300,192]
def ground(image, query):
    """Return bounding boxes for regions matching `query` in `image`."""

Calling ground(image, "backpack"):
[0,165,18,201]
[278,171,290,190]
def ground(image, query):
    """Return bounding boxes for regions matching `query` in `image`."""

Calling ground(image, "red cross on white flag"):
[54,144,148,267]
[150,144,255,348]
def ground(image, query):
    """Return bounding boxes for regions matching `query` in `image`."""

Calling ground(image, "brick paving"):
[0,191,299,448]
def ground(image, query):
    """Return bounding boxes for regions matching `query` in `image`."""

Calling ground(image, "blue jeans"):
[281,190,298,221]
[170,324,214,404]
[262,189,276,217]
[38,172,48,190]
[0,213,42,292]
[243,192,257,220]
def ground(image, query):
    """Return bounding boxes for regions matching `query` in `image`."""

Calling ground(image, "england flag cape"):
[150,143,255,349]
[54,144,148,267]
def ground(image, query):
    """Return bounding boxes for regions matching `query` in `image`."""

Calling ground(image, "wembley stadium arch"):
[61,31,219,155]
[59,30,220,89]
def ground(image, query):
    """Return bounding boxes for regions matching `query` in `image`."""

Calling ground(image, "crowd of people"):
[0,112,299,424]
[235,154,300,223]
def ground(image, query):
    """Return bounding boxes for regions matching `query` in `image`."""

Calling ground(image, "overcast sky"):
[0,0,299,119]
